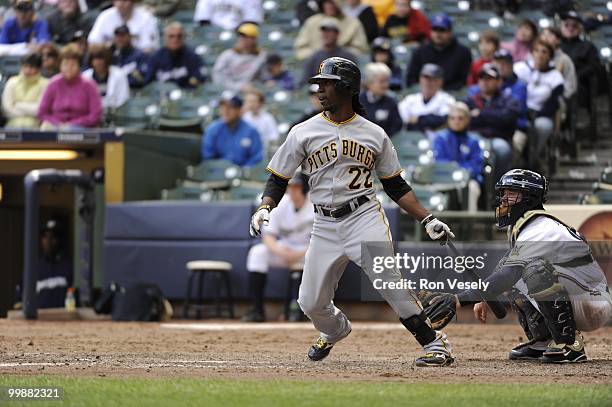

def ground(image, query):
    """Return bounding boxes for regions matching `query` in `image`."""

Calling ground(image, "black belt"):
[555,254,595,268]
[314,195,370,219]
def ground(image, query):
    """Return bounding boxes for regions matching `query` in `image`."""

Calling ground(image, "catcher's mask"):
[494,169,547,228]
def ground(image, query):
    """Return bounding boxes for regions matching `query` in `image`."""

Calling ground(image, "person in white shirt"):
[398,63,455,135]
[243,171,314,322]
[194,0,263,30]
[82,44,129,109]
[88,0,159,53]
[242,88,279,154]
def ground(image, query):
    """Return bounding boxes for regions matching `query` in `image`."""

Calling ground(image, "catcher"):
[419,169,612,363]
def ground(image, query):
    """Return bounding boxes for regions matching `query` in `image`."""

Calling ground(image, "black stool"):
[183,260,235,319]
[284,264,304,321]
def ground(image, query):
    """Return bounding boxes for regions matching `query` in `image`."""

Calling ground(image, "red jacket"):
[468,57,490,86]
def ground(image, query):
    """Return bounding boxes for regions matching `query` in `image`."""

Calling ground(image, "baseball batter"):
[420,169,612,363]
[250,57,456,367]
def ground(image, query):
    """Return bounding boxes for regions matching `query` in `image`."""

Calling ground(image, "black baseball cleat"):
[307,337,334,361]
[540,333,587,364]
[241,309,265,323]
[509,340,548,361]
[415,352,455,367]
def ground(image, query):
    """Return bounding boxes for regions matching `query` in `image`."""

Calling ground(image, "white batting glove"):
[249,205,271,237]
[423,216,455,240]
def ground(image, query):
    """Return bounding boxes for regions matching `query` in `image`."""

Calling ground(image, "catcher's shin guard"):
[522,259,576,346]
[508,289,552,342]
[400,311,436,346]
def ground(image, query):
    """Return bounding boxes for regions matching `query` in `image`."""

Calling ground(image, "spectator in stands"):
[381,0,430,43]
[32,219,73,309]
[2,52,48,129]
[432,102,483,212]
[295,0,369,60]
[243,171,313,323]
[38,44,103,129]
[143,22,205,89]
[468,30,499,86]
[584,10,612,32]
[371,36,402,91]
[201,93,263,167]
[359,62,402,137]
[487,49,528,162]
[242,88,279,149]
[465,64,519,181]
[296,0,319,25]
[212,23,266,92]
[40,43,60,78]
[261,53,296,91]
[111,25,148,88]
[0,0,50,45]
[300,18,358,86]
[83,44,130,109]
[514,40,564,168]
[46,0,95,45]
[539,27,576,99]
[406,14,471,91]
[363,0,395,28]
[194,0,263,30]
[398,63,455,133]
[292,84,323,127]
[142,0,181,18]
[67,29,89,68]
[560,11,602,109]
[501,19,537,63]
[343,0,379,44]
[88,0,159,53]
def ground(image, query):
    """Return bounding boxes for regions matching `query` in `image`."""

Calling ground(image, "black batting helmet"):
[308,57,361,95]
[494,169,548,228]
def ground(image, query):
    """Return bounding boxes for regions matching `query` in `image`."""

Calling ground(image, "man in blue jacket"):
[433,102,484,212]
[111,25,149,88]
[142,22,205,89]
[0,0,50,45]
[201,94,263,167]
[465,64,520,182]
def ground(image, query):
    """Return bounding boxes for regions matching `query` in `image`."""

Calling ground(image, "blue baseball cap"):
[431,13,452,31]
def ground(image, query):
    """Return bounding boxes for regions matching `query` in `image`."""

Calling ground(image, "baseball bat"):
[433,225,507,319]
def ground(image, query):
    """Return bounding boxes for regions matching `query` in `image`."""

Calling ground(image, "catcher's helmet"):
[308,57,361,95]
[494,169,548,228]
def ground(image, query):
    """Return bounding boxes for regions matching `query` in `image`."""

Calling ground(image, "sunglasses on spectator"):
[167,34,183,38]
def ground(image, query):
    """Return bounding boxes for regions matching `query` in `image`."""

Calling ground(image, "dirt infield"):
[1,320,611,384]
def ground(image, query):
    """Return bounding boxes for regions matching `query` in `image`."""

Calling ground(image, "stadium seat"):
[161,184,215,201]
[224,184,263,202]
[186,159,242,188]
[410,162,471,209]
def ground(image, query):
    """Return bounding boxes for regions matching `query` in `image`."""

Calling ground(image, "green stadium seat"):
[411,185,450,212]
[224,184,263,202]
[186,159,242,188]
[161,184,215,201]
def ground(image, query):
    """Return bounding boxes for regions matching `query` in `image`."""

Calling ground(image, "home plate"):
[160,322,405,331]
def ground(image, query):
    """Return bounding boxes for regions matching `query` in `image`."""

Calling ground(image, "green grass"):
[0,376,610,407]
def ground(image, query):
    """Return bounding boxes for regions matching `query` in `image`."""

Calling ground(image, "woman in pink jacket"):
[38,44,103,129]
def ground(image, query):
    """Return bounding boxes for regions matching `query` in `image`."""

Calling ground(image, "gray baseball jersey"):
[266,112,423,344]
[267,112,403,207]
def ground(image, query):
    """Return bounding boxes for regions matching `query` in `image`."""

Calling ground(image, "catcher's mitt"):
[417,290,457,330]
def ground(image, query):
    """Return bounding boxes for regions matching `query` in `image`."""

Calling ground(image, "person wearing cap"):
[88,0,159,53]
[539,27,577,99]
[432,101,484,212]
[243,170,314,323]
[111,24,148,88]
[242,88,279,151]
[212,22,267,92]
[371,36,402,90]
[481,49,528,163]
[201,93,263,167]
[83,44,130,109]
[467,30,500,86]
[2,52,49,129]
[295,0,369,60]
[406,13,471,91]
[381,0,430,43]
[398,63,455,132]
[142,22,205,89]
[0,0,50,45]
[300,18,358,86]
[194,0,263,30]
[514,39,564,170]
[260,54,296,91]
[560,11,602,109]
[501,19,537,63]
[359,62,402,137]
[343,0,379,44]
[46,0,95,45]
[465,63,520,181]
